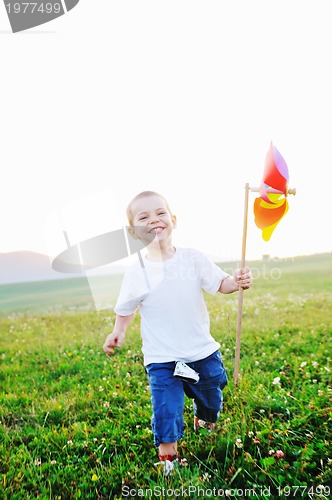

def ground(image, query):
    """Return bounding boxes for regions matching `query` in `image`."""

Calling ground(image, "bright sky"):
[1,0,331,264]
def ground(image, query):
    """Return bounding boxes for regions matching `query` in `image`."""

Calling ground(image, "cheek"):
[136,228,156,245]
[135,226,146,238]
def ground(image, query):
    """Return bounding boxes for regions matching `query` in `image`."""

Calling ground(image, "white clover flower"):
[300,362,307,368]
[235,438,243,448]
[272,377,281,385]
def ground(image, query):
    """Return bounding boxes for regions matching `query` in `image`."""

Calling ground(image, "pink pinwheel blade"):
[263,142,288,194]
[273,145,289,182]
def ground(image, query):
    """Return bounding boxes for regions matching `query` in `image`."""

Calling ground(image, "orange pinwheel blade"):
[254,197,288,241]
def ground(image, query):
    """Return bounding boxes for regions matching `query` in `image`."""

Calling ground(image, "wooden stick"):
[250,186,296,195]
[234,182,250,386]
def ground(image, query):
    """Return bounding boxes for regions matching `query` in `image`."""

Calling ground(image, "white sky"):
[1,0,331,264]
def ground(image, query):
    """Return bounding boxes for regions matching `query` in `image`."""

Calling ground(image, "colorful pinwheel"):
[254,142,289,241]
[234,143,296,385]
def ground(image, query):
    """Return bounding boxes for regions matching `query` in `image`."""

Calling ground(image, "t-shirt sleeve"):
[195,250,230,294]
[114,265,147,316]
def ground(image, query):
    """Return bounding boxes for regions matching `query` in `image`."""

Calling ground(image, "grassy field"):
[0,253,331,499]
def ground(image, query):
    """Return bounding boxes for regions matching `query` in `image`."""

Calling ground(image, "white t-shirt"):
[114,247,230,365]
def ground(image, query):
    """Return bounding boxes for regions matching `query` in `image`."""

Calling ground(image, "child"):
[103,191,252,470]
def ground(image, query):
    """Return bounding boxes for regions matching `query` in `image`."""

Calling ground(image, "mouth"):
[149,226,165,234]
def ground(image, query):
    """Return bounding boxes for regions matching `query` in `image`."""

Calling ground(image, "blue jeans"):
[145,350,228,446]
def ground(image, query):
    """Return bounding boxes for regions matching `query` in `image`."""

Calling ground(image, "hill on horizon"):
[0,249,331,286]
[0,250,82,285]
[0,250,128,285]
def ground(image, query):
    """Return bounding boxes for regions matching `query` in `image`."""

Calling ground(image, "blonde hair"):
[126,191,172,226]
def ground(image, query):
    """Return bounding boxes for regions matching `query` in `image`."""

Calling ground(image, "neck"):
[146,241,176,261]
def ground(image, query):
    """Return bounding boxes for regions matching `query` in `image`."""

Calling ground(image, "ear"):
[172,214,177,229]
[128,225,140,240]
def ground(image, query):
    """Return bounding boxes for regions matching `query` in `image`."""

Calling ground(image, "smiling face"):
[128,193,177,246]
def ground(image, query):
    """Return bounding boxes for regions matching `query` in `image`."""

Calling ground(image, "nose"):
[149,216,159,225]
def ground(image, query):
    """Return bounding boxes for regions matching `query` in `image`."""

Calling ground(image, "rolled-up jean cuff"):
[152,416,184,447]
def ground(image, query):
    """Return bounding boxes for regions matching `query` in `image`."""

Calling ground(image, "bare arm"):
[103,314,134,355]
[218,267,253,294]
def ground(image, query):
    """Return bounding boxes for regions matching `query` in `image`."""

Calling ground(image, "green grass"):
[0,254,331,499]
[0,274,123,316]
